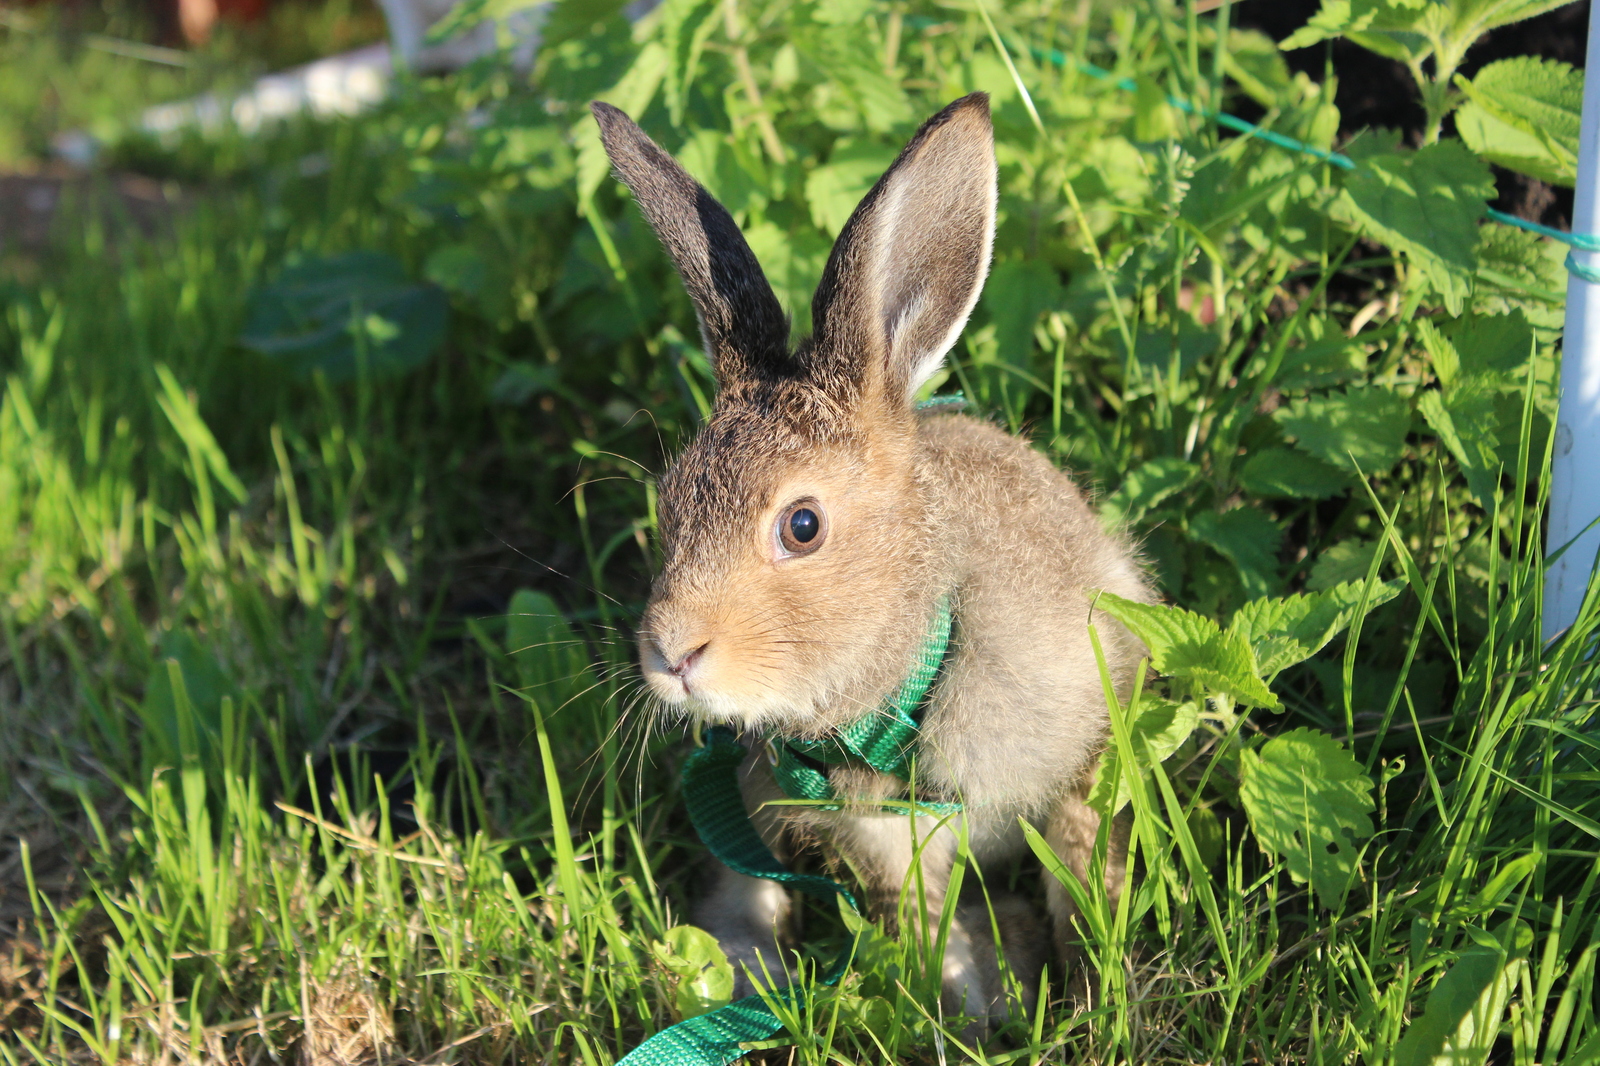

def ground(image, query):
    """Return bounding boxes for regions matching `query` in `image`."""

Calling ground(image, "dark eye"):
[777,501,827,556]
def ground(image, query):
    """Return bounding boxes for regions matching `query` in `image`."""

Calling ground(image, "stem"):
[722,0,786,164]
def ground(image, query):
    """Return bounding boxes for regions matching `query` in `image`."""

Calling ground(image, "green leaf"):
[1088,697,1200,814]
[1474,222,1567,327]
[1273,386,1412,475]
[1237,447,1351,499]
[804,141,898,236]
[983,258,1064,368]
[1307,539,1380,591]
[1419,388,1503,509]
[744,222,831,332]
[1393,921,1534,1066]
[1228,579,1403,677]
[659,0,721,127]
[1238,728,1375,907]
[424,0,551,45]
[575,40,670,205]
[652,926,734,1019]
[425,243,489,299]
[1280,0,1433,61]
[507,590,598,711]
[1094,593,1279,708]
[1100,457,1199,526]
[1331,136,1494,314]
[1455,57,1581,186]
[1188,507,1283,598]
[239,252,448,383]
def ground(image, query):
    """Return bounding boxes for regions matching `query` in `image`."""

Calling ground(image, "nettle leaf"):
[1188,507,1283,598]
[1308,539,1380,591]
[1455,57,1581,187]
[239,252,447,382]
[1419,386,1505,509]
[1228,579,1403,677]
[1280,0,1433,62]
[1332,134,1494,314]
[1273,386,1412,476]
[984,258,1064,368]
[1094,593,1278,708]
[805,141,898,236]
[574,40,669,204]
[1416,316,1532,508]
[1237,446,1351,499]
[1238,728,1375,907]
[1392,921,1534,1066]
[651,925,734,1020]
[1088,697,1200,815]
[1100,457,1199,526]
[1474,223,1566,328]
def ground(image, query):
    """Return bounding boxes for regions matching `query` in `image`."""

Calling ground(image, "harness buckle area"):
[763,737,781,767]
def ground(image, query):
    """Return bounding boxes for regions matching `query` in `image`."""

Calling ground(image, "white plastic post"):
[1546,4,1600,641]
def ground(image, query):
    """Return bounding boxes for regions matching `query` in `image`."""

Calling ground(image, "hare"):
[595,93,1152,1021]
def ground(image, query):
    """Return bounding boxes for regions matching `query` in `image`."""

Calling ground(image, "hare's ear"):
[809,94,995,406]
[591,103,792,385]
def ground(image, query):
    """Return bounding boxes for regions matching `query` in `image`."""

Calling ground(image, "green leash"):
[617,595,958,1065]
[769,595,956,810]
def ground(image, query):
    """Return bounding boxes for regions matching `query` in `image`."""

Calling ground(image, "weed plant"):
[1,0,1598,1062]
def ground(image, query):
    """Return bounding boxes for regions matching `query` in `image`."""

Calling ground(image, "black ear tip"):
[957,91,991,111]
[590,100,631,131]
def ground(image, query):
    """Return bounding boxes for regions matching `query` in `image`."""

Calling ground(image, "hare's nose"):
[663,641,708,680]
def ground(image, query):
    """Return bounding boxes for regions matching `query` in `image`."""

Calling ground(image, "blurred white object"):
[371,0,547,72]
[53,1,549,164]
[374,0,545,73]
[1547,4,1600,640]
[140,42,392,137]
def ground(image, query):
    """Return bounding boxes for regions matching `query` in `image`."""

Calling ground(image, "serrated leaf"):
[1393,921,1534,1066]
[804,141,898,236]
[1238,727,1375,907]
[1094,593,1279,708]
[1332,136,1494,314]
[1474,222,1567,326]
[1419,388,1504,509]
[1273,386,1412,475]
[1308,539,1380,591]
[1455,101,1575,187]
[659,0,721,127]
[984,258,1064,368]
[1280,0,1433,59]
[1189,507,1283,598]
[1088,697,1200,814]
[1237,447,1351,499]
[576,40,670,205]
[507,590,598,711]
[1100,457,1199,526]
[1456,58,1581,186]
[1228,579,1403,677]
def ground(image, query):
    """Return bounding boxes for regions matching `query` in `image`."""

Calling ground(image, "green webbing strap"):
[770,595,955,807]
[617,728,859,1066]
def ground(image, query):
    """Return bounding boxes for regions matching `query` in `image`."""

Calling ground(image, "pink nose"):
[664,642,708,679]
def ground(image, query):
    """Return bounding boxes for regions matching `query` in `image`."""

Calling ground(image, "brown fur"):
[595,94,1154,1022]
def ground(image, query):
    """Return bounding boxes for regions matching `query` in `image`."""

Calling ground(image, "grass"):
[2,0,1598,1062]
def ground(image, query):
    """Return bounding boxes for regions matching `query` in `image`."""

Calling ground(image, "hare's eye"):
[776,500,827,557]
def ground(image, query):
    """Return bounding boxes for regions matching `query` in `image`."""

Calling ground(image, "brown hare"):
[595,92,1152,1021]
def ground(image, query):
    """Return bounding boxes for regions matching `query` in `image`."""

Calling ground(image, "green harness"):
[617,596,958,1066]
